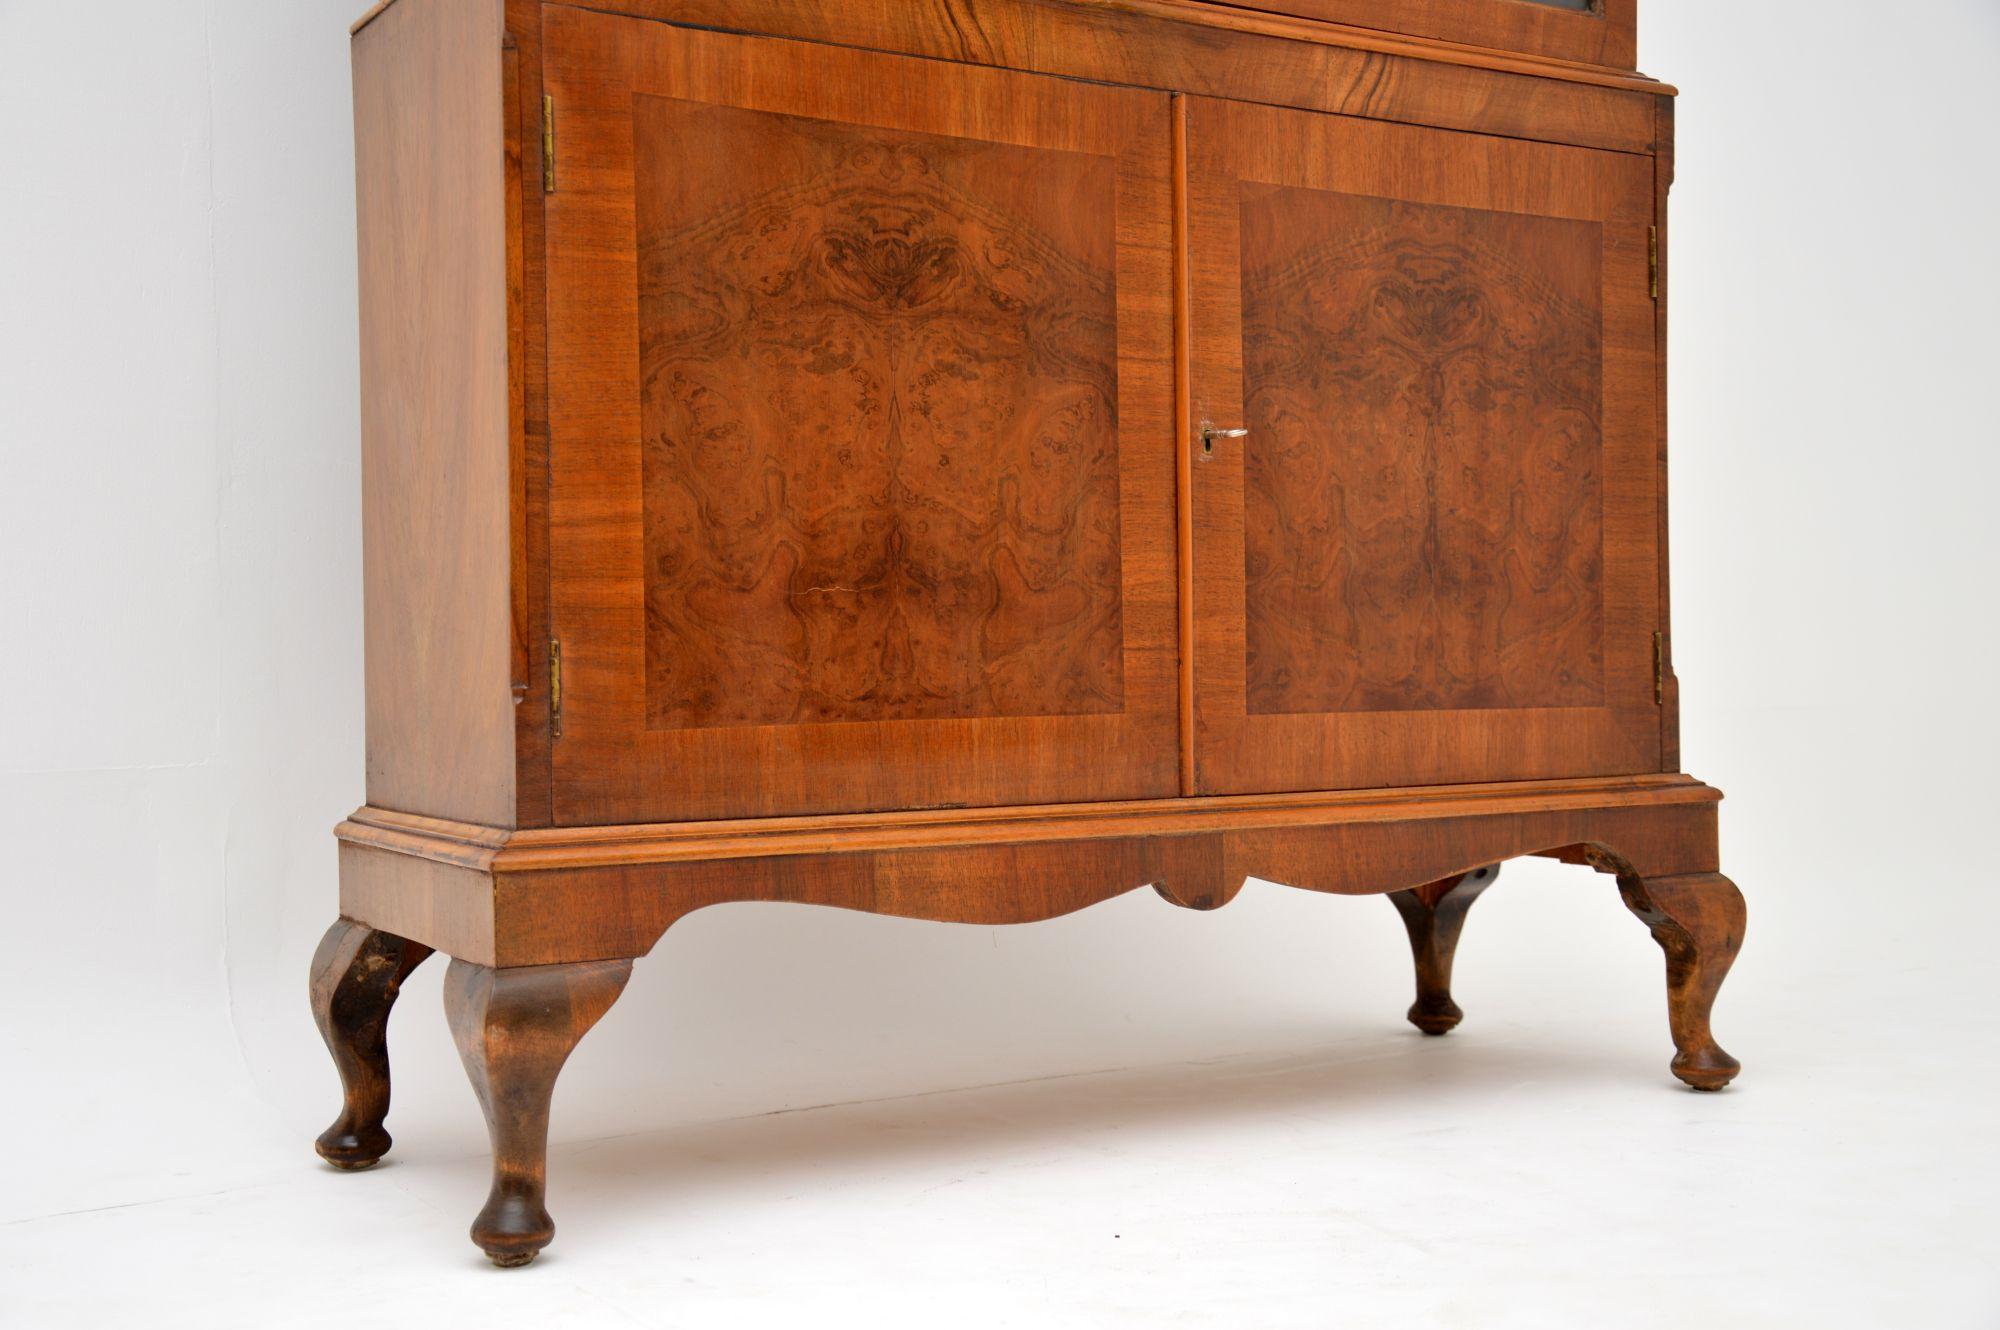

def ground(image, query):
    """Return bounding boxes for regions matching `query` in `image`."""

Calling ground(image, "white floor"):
[7,960,1993,1330]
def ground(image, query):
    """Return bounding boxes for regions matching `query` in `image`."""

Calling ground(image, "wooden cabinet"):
[1186,97,1663,795]
[320,0,1746,1267]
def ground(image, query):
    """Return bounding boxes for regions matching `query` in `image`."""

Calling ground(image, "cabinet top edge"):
[350,0,395,35]
[1087,0,1673,96]
[352,0,1675,98]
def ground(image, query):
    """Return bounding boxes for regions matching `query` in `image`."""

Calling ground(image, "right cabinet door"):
[1187,97,1663,796]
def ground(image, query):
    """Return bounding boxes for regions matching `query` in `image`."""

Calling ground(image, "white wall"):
[1,0,370,1217]
[3,0,1996,1217]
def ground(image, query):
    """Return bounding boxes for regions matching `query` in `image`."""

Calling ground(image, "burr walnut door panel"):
[1186,97,1662,795]
[541,7,1178,824]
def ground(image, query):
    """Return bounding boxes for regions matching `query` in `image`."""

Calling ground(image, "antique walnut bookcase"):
[318,0,1743,1266]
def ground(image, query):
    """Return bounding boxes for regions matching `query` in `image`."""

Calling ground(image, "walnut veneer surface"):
[320,0,1744,1267]
[1240,188,1606,717]
[635,99,1130,732]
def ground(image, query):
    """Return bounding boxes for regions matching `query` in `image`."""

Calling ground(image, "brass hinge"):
[1652,631,1665,706]
[541,94,555,194]
[549,638,564,737]
[1649,225,1660,300]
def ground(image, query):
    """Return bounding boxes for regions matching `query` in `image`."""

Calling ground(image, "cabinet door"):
[1186,97,1661,796]
[542,8,1178,824]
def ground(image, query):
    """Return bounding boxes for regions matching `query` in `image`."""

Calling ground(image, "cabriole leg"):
[1619,871,1747,1091]
[1387,865,1498,1035]
[444,957,633,1268]
[309,919,434,1170]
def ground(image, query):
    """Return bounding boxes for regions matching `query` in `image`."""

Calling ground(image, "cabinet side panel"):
[352,0,516,826]
[1653,95,1680,770]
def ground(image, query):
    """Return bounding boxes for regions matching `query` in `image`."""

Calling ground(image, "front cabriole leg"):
[444,957,634,1267]
[1618,872,1747,1091]
[1387,865,1498,1035]
[309,919,434,1170]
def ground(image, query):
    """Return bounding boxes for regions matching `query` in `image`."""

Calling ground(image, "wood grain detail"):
[1209,0,1638,70]
[351,0,516,827]
[1239,186,1605,715]
[1653,94,1680,772]
[576,0,1669,105]
[634,99,1125,730]
[541,9,1178,823]
[1186,96,1660,795]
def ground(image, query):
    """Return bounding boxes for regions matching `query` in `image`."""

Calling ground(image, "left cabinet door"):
[541,7,1178,824]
